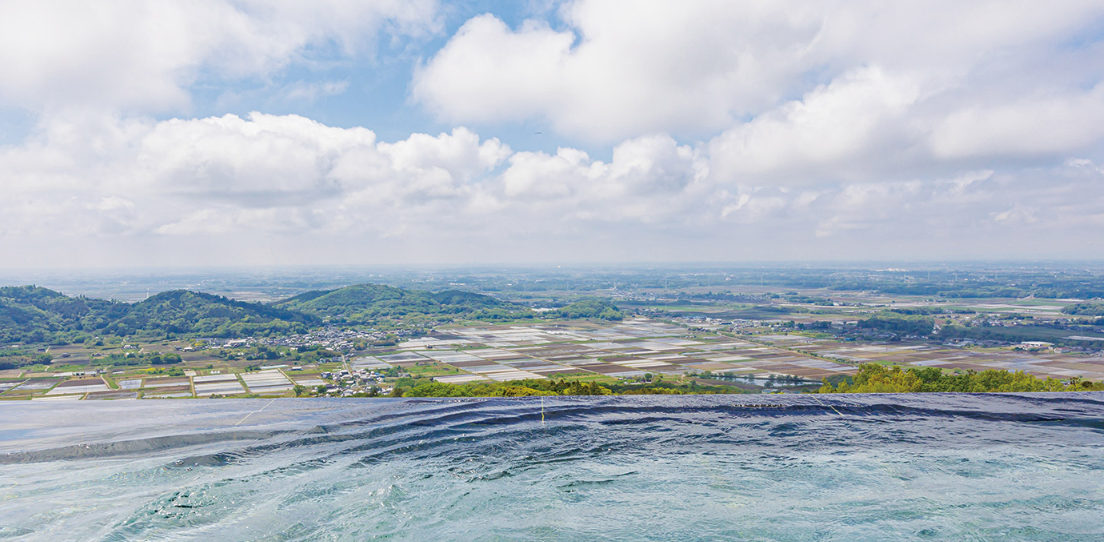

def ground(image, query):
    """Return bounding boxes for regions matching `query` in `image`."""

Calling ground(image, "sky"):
[2,0,1104,268]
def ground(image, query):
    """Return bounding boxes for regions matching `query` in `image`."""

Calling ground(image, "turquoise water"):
[1,394,1103,541]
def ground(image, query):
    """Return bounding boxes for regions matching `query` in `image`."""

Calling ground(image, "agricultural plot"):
[193,373,244,396]
[142,376,191,389]
[292,373,326,387]
[350,356,391,370]
[388,319,858,383]
[433,374,488,384]
[241,370,294,394]
[142,386,193,399]
[15,316,1103,402]
[86,391,138,400]
[0,381,24,395]
[46,378,109,396]
[13,379,60,391]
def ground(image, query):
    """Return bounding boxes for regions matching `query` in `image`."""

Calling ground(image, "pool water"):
[1,393,1103,540]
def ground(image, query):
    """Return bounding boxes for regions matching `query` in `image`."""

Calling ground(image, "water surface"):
[2,393,1103,540]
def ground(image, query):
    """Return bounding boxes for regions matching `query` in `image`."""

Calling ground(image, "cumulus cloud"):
[3,1,1104,265]
[0,113,508,243]
[498,134,705,222]
[0,0,439,112]
[706,67,923,184]
[3,110,1104,264]
[414,0,1104,146]
[931,85,1104,159]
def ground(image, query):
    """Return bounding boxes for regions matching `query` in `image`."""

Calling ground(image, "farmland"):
[4,264,1104,400]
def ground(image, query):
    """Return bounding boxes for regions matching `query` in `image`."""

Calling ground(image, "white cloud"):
[991,205,1038,225]
[1065,158,1104,175]
[4,111,1104,264]
[932,85,1104,159]
[279,80,351,103]
[707,67,922,184]
[414,1,1104,142]
[0,112,509,243]
[498,134,704,222]
[414,4,827,141]
[2,1,1104,265]
[0,0,439,112]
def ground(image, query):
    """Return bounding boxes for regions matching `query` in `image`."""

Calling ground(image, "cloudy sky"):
[2,0,1104,268]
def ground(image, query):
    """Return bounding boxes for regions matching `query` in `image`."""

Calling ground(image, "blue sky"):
[2,0,1104,268]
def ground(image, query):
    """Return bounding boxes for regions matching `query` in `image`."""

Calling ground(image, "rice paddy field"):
[5,314,1104,401]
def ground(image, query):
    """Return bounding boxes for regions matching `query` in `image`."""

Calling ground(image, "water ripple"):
[0,393,1102,540]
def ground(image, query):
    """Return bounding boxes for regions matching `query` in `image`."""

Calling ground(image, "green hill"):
[276,284,530,323]
[0,283,627,353]
[0,286,125,345]
[108,290,319,337]
[0,286,319,346]
[553,298,623,321]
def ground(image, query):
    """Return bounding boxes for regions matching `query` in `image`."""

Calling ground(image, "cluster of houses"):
[259,326,421,353]
[320,368,391,397]
[185,326,421,355]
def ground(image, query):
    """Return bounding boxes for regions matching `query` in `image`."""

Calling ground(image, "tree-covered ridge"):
[0,287,321,344]
[817,363,1104,393]
[2,283,628,348]
[112,290,319,337]
[553,298,623,320]
[0,286,126,344]
[1062,303,1104,316]
[857,312,935,336]
[275,284,534,323]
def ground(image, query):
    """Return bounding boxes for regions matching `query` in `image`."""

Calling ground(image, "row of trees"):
[858,313,935,336]
[817,363,1104,393]
[394,378,614,397]
[1062,303,1104,316]
[91,351,182,367]
[388,374,751,397]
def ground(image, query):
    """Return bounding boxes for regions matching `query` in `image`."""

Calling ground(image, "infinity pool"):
[1,393,1102,540]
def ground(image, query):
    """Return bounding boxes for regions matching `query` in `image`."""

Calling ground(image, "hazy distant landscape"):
[3,263,1103,401]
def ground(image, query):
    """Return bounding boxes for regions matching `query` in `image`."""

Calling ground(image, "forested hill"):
[2,284,604,345]
[274,284,530,323]
[0,287,321,344]
[112,290,319,337]
[0,284,626,346]
[0,286,126,344]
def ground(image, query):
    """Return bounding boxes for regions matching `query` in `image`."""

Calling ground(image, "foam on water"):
[1,393,1103,541]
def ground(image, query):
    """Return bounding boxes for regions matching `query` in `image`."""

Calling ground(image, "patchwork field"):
[7,315,1104,401]
[755,334,1104,381]
[351,319,859,384]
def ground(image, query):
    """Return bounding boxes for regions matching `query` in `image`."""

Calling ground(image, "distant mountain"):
[275,284,527,323]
